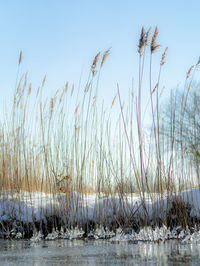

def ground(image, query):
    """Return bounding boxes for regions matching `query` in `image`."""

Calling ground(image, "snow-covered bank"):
[1,188,200,241]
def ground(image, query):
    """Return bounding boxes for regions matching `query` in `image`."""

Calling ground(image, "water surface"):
[0,239,200,265]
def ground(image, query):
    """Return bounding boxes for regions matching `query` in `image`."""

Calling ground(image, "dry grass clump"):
[167,197,192,228]
[0,27,199,234]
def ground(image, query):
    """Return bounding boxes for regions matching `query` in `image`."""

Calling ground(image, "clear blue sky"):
[1,0,200,116]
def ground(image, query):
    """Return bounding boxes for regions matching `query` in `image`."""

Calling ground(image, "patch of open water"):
[0,239,200,265]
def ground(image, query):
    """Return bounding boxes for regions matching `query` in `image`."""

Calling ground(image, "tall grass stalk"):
[0,28,200,236]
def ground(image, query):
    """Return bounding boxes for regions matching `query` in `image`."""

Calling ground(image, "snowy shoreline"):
[1,188,200,243]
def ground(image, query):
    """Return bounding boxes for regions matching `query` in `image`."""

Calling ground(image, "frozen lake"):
[0,239,200,265]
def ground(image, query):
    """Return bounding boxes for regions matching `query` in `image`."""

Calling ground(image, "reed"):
[0,27,199,239]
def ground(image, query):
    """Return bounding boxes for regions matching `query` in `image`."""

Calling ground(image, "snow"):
[1,188,200,241]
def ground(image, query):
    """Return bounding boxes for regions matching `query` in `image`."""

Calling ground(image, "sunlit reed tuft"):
[151,26,160,54]
[42,75,46,87]
[160,47,168,66]
[144,27,152,46]
[91,52,100,75]
[101,48,111,67]
[18,51,22,65]
[111,94,117,108]
[138,26,145,56]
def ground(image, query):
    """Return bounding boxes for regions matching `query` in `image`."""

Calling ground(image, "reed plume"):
[65,81,69,92]
[42,75,46,87]
[138,27,145,56]
[18,51,22,65]
[111,94,117,108]
[50,97,55,116]
[71,84,74,96]
[28,83,32,96]
[160,47,168,66]
[24,72,28,87]
[17,76,23,94]
[74,102,80,115]
[144,27,152,46]
[151,26,160,54]
[101,48,111,67]
[59,88,65,103]
[91,52,100,76]
[152,83,158,94]
[20,95,23,109]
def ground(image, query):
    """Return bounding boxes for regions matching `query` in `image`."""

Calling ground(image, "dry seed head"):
[197,57,200,65]
[151,26,160,54]
[17,97,21,108]
[92,96,97,107]
[20,95,23,109]
[17,76,23,94]
[152,83,158,94]
[65,81,69,92]
[144,27,152,46]
[188,81,192,91]
[160,47,168,66]
[111,94,117,108]
[24,72,28,87]
[36,87,40,97]
[14,95,16,106]
[28,83,32,96]
[17,82,21,94]
[101,48,111,67]
[59,88,65,103]
[186,65,194,79]
[50,97,55,115]
[42,75,46,87]
[138,27,146,56]
[71,84,74,96]
[91,51,100,76]
[74,102,80,115]
[18,51,22,65]
[52,94,57,110]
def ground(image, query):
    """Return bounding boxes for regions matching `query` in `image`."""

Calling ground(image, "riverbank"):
[1,188,200,242]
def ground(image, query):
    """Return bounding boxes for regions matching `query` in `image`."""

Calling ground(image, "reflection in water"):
[0,239,200,265]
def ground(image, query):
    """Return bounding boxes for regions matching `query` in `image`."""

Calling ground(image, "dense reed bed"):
[1,27,200,240]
